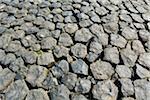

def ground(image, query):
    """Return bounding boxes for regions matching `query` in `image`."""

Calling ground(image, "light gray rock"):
[134,79,150,100]
[91,15,101,23]
[122,97,135,100]
[131,13,144,23]
[71,59,88,75]
[89,41,103,54]
[51,66,64,78]
[41,21,55,30]
[120,44,138,67]
[0,68,16,91]
[90,60,114,80]
[0,33,12,49]
[86,52,99,62]
[49,84,70,100]
[119,14,132,22]
[4,80,29,100]
[54,45,69,58]
[75,78,91,93]
[71,43,87,58]
[41,37,57,50]
[139,30,150,42]
[36,29,50,40]
[116,65,132,78]
[142,12,150,21]
[53,14,64,22]
[74,28,93,42]
[121,27,138,40]
[58,33,73,47]
[79,19,93,27]
[92,80,118,100]
[95,7,108,16]
[103,22,118,34]
[138,53,150,69]
[61,72,77,90]
[71,94,88,100]
[132,40,145,54]
[26,89,49,100]
[1,53,16,65]
[65,23,78,34]
[110,34,127,48]
[37,52,55,66]
[22,51,37,64]
[56,60,69,73]
[103,47,120,64]
[136,64,150,78]
[26,65,48,87]
[120,78,134,96]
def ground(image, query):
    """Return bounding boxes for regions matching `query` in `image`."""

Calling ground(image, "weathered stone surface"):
[74,28,93,42]
[26,89,49,100]
[58,33,73,47]
[116,65,132,78]
[71,94,88,100]
[49,84,70,100]
[103,47,120,64]
[41,37,57,50]
[120,78,134,96]
[26,65,48,87]
[54,45,69,58]
[136,64,150,78]
[71,59,88,75]
[0,68,16,91]
[71,43,87,58]
[138,53,150,69]
[65,23,78,34]
[132,40,145,54]
[92,80,118,100]
[4,80,29,100]
[134,79,150,100]
[90,60,114,80]
[75,78,91,93]
[37,52,55,66]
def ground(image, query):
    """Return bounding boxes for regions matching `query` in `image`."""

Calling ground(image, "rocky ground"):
[0,0,150,100]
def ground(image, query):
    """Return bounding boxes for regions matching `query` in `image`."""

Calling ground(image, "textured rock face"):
[0,0,150,100]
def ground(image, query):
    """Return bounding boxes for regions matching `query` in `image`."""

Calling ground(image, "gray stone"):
[22,51,37,64]
[86,52,99,62]
[61,72,77,90]
[51,66,64,78]
[53,14,64,22]
[139,30,150,42]
[110,34,127,48]
[90,60,114,80]
[49,84,70,100]
[0,68,16,91]
[95,7,108,16]
[119,14,132,22]
[77,13,89,20]
[91,15,101,23]
[132,40,145,54]
[4,80,29,100]
[36,29,50,40]
[138,53,150,69]
[71,59,88,75]
[75,78,91,93]
[71,94,88,100]
[116,65,132,78]
[56,60,69,73]
[92,80,118,100]
[26,89,49,100]
[74,28,93,42]
[6,41,22,53]
[120,44,138,67]
[0,33,12,49]
[41,37,57,50]
[71,43,87,58]
[142,12,150,21]
[2,53,16,65]
[37,52,55,66]
[121,27,138,40]
[120,78,134,96]
[65,23,78,34]
[136,64,150,78]
[54,45,69,58]
[58,33,73,47]
[26,65,48,87]
[89,41,103,54]
[13,30,25,39]
[134,79,150,100]
[41,21,55,30]
[103,47,120,64]
[103,22,118,34]
[42,73,58,90]
[122,97,135,100]
[79,19,93,27]
[131,14,144,23]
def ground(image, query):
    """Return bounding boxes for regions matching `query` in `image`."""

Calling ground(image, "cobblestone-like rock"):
[4,80,29,100]
[138,53,150,69]
[90,60,114,80]
[0,68,16,91]
[65,23,78,34]
[26,65,48,87]
[71,94,88,100]
[26,88,49,100]
[136,64,150,78]
[71,43,87,58]
[71,59,88,75]
[103,47,120,64]
[92,80,118,100]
